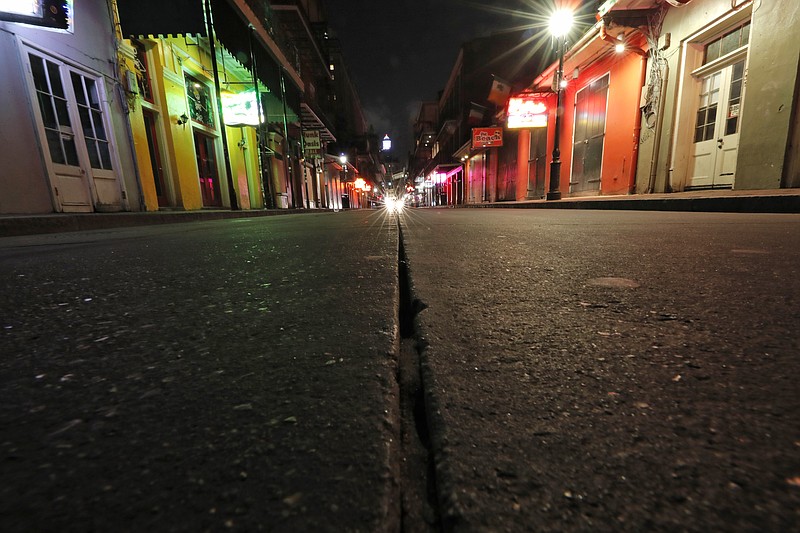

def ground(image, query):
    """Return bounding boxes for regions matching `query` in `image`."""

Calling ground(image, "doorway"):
[25,47,122,212]
[689,59,745,188]
[194,130,222,207]
[527,128,547,199]
[142,109,169,207]
[571,74,609,194]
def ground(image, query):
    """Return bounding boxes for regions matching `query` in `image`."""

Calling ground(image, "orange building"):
[525,14,648,198]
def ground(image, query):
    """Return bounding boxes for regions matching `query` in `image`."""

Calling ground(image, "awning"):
[118,0,205,37]
[118,0,303,121]
[302,103,336,143]
[428,164,462,184]
[433,164,462,177]
[453,140,472,160]
[211,0,283,95]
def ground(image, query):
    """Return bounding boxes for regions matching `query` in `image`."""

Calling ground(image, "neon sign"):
[507,93,549,129]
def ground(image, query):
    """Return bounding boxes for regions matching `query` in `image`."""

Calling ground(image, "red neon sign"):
[507,93,549,129]
[471,127,503,149]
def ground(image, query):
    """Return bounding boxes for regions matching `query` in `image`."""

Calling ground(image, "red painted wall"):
[543,49,646,197]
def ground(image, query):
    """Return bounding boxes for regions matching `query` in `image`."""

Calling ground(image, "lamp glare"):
[549,9,573,38]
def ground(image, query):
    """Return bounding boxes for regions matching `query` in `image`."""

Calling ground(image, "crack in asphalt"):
[397,224,440,532]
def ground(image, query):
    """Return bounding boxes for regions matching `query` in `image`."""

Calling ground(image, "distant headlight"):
[384,197,404,213]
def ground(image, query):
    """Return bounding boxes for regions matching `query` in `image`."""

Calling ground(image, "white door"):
[68,70,121,210]
[25,48,122,212]
[27,50,93,212]
[690,59,746,188]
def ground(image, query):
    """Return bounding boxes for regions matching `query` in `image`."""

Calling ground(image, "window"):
[28,52,79,166]
[133,41,154,103]
[704,22,750,64]
[185,75,214,127]
[725,60,745,136]
[694,71,721,143]
[71,72,112,170]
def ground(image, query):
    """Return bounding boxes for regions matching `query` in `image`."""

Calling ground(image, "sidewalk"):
[464,188,800,213]
[0,207,313,238]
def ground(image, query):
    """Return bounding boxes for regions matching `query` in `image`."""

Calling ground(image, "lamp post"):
[339,154,348,209]
[547,8,573,201]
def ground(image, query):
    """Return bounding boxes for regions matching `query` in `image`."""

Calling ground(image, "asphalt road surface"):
[0,212,401,532]
[400,208,800,532]
[1,208,799,532]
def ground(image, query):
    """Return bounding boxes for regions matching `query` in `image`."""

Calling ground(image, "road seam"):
[397,223,441,532]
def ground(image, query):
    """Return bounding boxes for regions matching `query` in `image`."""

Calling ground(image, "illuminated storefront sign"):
[303,130,322,157]
[0,0,69,29]
[353,177,366,190]
[507,92,549,129]
[221,90,259,127]
[471,127,503,149]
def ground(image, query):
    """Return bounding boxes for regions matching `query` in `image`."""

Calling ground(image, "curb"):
[461,194,800,213]
[0,208,328,238]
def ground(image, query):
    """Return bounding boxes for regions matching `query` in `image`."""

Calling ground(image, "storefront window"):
[185,74,214,127]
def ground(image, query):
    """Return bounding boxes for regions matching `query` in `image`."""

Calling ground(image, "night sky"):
[324,0,552,159]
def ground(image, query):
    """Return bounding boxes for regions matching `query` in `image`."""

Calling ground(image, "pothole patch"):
[731,249,769,255]
[588,277,640,289]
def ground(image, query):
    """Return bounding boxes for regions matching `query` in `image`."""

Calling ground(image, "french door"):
[25,47,121,212]
[689,59,745,188]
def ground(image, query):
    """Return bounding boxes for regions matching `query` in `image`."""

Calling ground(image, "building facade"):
[0,0,141,214]
[638,0,800,192]
[525,0,800,199]
[0,0,373,216]
[410,30,546,206]
[411,0,799,206]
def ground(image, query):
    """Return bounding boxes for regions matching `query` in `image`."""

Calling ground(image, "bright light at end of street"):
[549,9,573,37]
[384,197,404,214]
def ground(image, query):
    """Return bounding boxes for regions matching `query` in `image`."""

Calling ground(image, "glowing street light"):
[549,8,573,37]
[547,7,573,201]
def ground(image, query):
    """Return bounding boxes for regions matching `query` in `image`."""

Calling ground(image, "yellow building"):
[114,0,304,212]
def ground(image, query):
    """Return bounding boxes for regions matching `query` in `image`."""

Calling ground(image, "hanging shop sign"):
[221,90,260,127]
[303,130,322,156]
[471,127,503,149]
[507,92,549,129]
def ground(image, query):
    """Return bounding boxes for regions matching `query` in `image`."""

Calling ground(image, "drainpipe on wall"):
[113,44,146,211]
[647,57,669,193]
[629,54,649,194]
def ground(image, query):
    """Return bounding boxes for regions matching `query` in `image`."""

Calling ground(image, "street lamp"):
[547,8,573,201]
[339,154,348,209]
